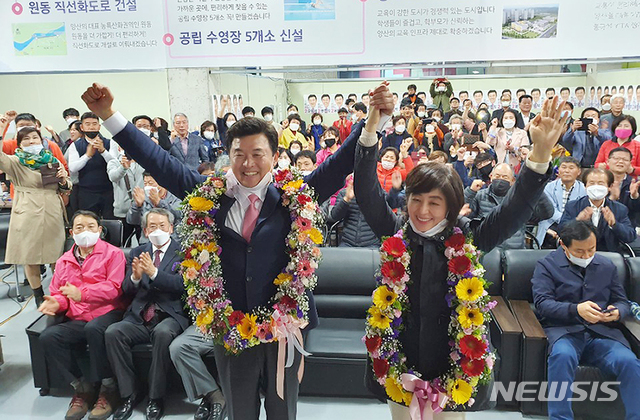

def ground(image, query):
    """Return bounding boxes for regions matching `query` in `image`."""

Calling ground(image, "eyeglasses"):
[609,156,631,162]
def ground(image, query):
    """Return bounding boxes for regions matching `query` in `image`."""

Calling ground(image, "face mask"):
[278,159,290,169]
[204,131,216,140]
[437,86,446,92]
[425,125,436,134]
[351,114,359,122]
[66,117,78,124]
[289,122,300,132]
[479,164,493,180]
[602,103,612,111]
[324,138,336,148]
[561,110,571,119]
[288,110,297,116]
[144,186,159,196]
[501,101,511,107]
[23,144,44,155]
[409,217,449,238]
[226,120,235,129]
[563,246,594,268]
[17,125,35,132]
[264,114,273,122]
[73,230,100,248]
[490,179,511,197]
[503,119,516,129]
[301,170,312,176]
[152,132,159,139]
[381,160,395,170]
[395,125,406,133]
[85,131,99,139]
[138,128,151,137]
[148,229,171,247]
[433,116,441,122]
[417,111,426,118]
[586,184,608,201]
[290,147,301,155]
[615,128,633,139]
[313,119,322,126]
[590,118,599,126]
[451,124,462,131]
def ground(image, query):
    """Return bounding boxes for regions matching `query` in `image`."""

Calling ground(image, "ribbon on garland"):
[273,310,311,400]
[401,374,449,420]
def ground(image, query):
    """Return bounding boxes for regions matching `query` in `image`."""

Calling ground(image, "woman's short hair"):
[16,127,43,146]
[321,126,341,143]
[199,120,217,137]
[428,151,448,162]
[392,115,406,126]
[499,109,518,128]
[379,147,399,163]
[405,163,465,228]
[611,115,637,137]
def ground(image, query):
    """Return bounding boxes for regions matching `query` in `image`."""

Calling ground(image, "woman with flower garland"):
[354,97,569,419]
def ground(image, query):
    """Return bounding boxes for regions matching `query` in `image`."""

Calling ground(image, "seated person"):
[532,220,640,419]
[294,150,317,176]
[106,209,187,420]
[537,157,587,247]
[607,147,640,214]
[126,172,182,236]
[38,211,126,420]
[465,163,553,249]
[560,168,636,252]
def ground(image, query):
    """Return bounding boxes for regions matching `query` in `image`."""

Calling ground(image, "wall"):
[0,71,171,134]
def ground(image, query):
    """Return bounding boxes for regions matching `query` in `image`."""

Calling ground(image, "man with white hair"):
[601,94,626,133]
[169,113,209,171]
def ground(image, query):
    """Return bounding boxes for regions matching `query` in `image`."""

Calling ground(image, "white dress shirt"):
[67,137,118,175]
[590,199,605,228]
[224,169,271,236]
[131,239,171,285]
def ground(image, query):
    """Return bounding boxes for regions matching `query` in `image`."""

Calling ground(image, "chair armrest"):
[490,296,521,334]
[509,300,547,339]
[622,319,640,357]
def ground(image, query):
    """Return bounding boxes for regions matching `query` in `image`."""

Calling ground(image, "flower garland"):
[364,225,497,415]
[178,167,324,355]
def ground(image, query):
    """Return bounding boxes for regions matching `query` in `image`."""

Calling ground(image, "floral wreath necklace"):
[364,224,497,418]
[178,168,324,396]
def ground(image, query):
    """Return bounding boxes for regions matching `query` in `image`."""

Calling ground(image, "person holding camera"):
[561,107,611,169]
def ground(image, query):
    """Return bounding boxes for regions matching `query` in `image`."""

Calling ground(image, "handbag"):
[40,162,60,187]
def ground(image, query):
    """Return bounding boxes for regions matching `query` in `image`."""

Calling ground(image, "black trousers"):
[39,310,124,385]
[78,188,114,219]
[105,317,183,399]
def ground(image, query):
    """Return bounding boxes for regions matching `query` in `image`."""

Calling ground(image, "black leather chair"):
[63,219,124,252]
[0,212,23,302]
[503,249,640,418]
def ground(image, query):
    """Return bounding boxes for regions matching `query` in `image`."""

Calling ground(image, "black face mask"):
[490,179,511,197]
[324,138,336,148]
[85,131,99,139]
[478,164,493,180]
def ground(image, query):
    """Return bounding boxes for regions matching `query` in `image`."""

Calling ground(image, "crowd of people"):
[0,77,639,420]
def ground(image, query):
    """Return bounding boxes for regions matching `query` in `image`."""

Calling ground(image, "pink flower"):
[486,356,494,370]
[186,267,198,280]
[256,322,273,341]
[444,247,456,259]
[297,260,314,277]
[450,351,461,362]
[200,277,215,288]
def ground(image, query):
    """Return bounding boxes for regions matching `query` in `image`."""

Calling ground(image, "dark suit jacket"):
[532,248,631,349]
[114,119,364,330]
[169,133,209,171]
[559,196,636,252]
[121,239,188,330]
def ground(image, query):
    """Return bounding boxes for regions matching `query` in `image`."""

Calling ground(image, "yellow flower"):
[196,306,214,327]
[451,379,473,405]
[284,179,303,190]
[308,228,323,245]
[189,196,214,212]
[274,273,293,286]
[238,314,258,339]
[385,377,406,404]
[368,306,391,330]
[182,259,202,270]
[458,307,484,329]
[455,277,484,302]
[373,286,397,309]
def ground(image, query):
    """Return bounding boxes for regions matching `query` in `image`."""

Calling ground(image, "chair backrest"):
[100,219,124,248]
[314,247,379,319]
[479,248,502,296]
[0,213,10,262]
[625,257,640,303]
[503,249,630,302]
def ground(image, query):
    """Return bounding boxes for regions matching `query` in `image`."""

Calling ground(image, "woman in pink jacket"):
[38,210,127,420]
[486,109,530,168]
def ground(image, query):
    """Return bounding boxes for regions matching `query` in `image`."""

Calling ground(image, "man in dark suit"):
[105,208,186,420]
[559,168,636,252]
[82,82,394,420]
[532,220,640,419]
[169,112,209,171]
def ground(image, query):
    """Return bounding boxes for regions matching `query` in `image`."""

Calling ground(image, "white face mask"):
[451,124,462,131]
[144,186,159,196]
[204,131,216,140]
[586,184,608,201]
[277,159,290,169]
[289,122,300,132]
[432,116,441,122]
[563,246,594,268]
[138,127,151,137]
[602,103,612,111]
[148,229,171,247]
[590,118,599,126]
[425,125,436,134]
[351,113,359,122]
[288,110,297,116]
[395,125,406,133]
[381,160,395,170]
[503,119,516,129]
[301,170,312,176]
[417,111,426,118]
[501,100,511,107]
[409,217,449,238]
[23,144,44,155]
[73,230,100,248]
[66,117,78,125]
[290,147,301,155]
[313,119,322,126]
[437,86,446,92]
[264,114,273,122]
[226,120,235,128]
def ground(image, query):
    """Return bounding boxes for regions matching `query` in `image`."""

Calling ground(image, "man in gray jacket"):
[169,113,209,171]
[108,150,145,246]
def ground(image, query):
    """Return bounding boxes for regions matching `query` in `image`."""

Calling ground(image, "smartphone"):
[601,307,615,314]
[578,117,594,131]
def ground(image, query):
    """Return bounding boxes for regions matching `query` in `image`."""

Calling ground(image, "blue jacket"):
[169,133,209,171]
[559,196,636,252]
[532,248,631,349]
[113,120,365,330]
[560,129,610,165]
[381,131,413,152]
[537,179,587,244]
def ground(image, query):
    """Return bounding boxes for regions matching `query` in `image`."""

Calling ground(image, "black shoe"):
[145,398,164,420]
[113,394,142,420]
[194,398,211,420]
[210,402,227,420]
